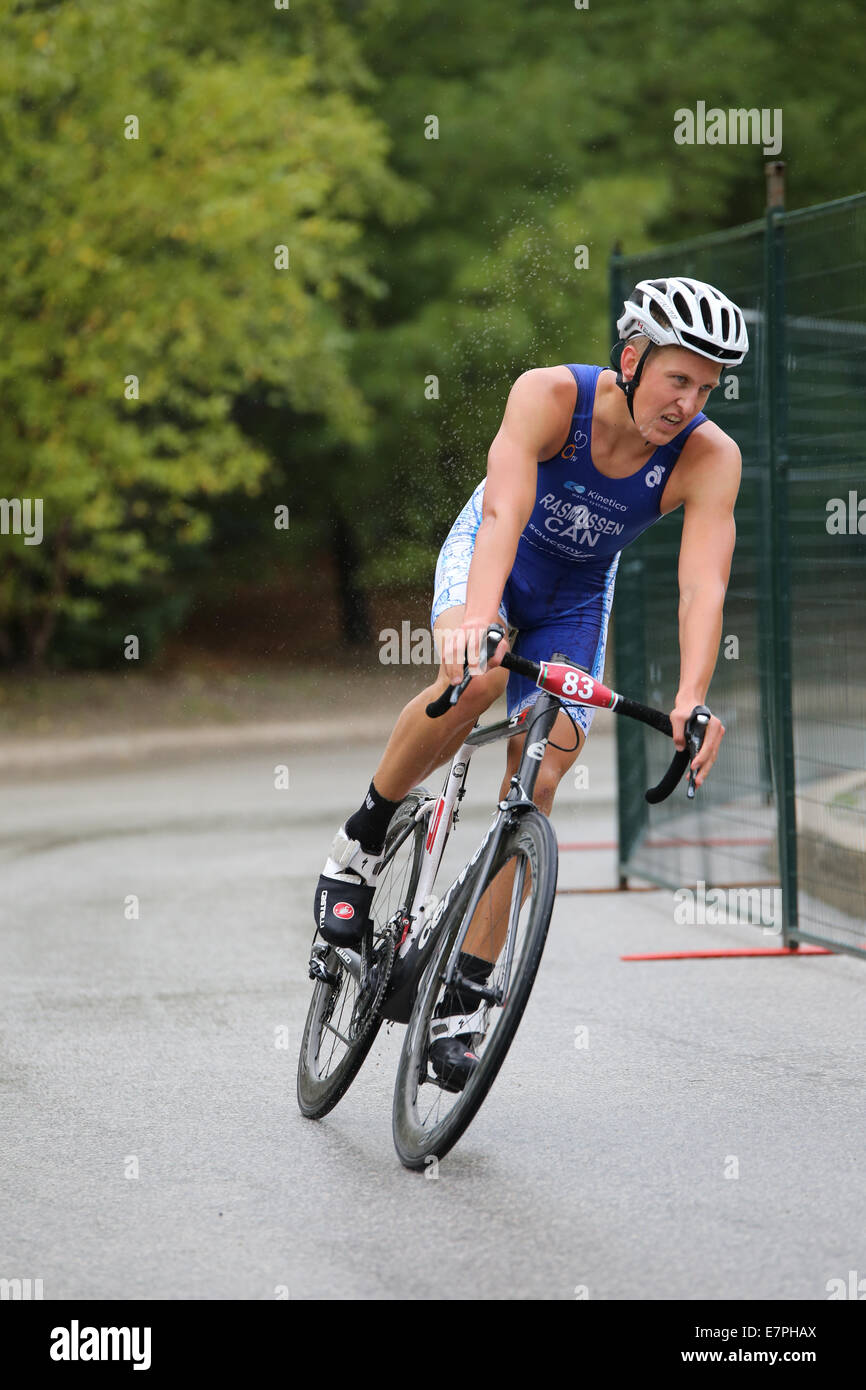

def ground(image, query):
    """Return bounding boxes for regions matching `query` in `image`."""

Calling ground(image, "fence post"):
[609,244,648,886]
[763,168,799,945]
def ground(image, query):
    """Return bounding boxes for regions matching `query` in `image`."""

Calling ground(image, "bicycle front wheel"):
[392,807,557,1170]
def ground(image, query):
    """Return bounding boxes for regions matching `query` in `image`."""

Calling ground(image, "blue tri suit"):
[430,363,707,736]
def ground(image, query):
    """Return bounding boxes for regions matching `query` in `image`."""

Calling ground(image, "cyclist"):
[313,276,748,1090]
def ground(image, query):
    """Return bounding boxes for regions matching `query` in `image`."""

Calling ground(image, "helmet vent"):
[720,307,730,338]
[680,329,741,362]
[672,291,693,326]
[699,297,714,333]
[649,300,672,331]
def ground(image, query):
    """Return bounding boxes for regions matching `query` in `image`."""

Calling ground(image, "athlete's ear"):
[611,339,635,380]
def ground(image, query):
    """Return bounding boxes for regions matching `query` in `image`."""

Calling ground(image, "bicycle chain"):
[349,930,396,1042]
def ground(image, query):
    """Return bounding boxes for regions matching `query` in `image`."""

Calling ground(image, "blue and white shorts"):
[431,482,618,738]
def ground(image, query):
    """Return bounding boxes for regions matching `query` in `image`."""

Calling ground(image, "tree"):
[0,0,419,664]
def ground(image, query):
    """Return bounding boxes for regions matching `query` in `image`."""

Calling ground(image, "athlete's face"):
[621,345,722,445]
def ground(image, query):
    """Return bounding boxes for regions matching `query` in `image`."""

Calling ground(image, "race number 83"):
[561,670,594,699]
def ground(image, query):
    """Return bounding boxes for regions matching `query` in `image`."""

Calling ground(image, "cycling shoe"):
[428,1035,481,1092]
[313,825,383,947]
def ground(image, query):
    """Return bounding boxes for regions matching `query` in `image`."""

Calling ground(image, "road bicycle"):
[297,624,709,1169]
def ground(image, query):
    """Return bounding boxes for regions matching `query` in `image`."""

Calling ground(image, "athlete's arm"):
[670,431,742,786]
[442,369,557,683]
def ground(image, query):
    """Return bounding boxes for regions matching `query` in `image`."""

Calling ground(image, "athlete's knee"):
[469,663,509,707]
[433,664,508,721]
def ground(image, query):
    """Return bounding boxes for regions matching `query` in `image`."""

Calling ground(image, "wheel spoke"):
[322,1020,353,1047]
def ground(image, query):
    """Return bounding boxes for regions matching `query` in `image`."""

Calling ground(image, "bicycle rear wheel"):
[392,806,557,1169]
[297,787,430,1119]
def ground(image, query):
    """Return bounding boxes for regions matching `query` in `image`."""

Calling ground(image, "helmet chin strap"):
[610,339,654,422]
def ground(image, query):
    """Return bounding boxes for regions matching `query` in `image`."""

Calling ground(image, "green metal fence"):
[610,191,866,957]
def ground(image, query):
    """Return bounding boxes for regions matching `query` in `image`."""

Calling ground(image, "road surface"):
[1,725,863,1299]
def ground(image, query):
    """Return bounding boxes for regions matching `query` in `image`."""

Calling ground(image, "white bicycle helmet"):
[612,275,749,419]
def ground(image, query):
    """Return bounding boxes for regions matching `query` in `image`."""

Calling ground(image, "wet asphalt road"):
[1,728,863,1300]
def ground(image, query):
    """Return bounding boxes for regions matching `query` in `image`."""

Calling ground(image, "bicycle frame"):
[379,682,568,1023]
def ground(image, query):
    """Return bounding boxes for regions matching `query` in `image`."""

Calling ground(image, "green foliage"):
[1,0,865,663]
[0,0,417,662]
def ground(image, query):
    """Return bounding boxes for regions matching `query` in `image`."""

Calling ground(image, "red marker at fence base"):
[621,945,834,961]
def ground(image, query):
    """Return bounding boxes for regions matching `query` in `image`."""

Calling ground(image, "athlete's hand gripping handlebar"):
[424,624,508,720]
[645,705,711,803]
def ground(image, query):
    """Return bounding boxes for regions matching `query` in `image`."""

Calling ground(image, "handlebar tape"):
[645,704,711,803]
[645,747,691,804]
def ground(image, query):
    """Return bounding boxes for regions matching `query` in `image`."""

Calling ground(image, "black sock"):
[344,780,402,855]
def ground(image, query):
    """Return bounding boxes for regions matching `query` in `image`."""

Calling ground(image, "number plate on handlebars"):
[536,662,619,711]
